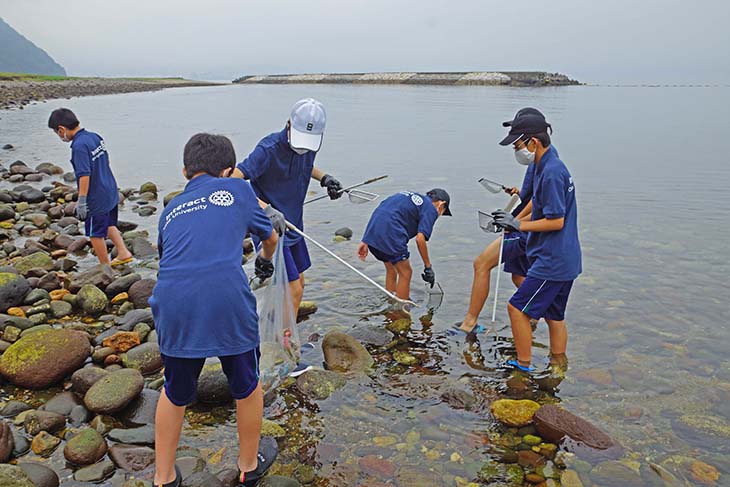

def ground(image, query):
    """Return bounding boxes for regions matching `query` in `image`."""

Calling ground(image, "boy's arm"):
[517,200,533,221]
[312,167,343,200]
[77,176,90,197]
[519,217,564,232]
[415,233,431,268]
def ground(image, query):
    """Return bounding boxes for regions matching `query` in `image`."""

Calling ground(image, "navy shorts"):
[283,239,312,282]
[369,246,410,265]
[85,205,118,238]
[509,276,574,321]
[502,231,530,277]
[161,347,260,407]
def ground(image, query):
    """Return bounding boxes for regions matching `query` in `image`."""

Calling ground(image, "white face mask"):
[58,129,71,143]
[514,148,534,166]
[291,146,309,155]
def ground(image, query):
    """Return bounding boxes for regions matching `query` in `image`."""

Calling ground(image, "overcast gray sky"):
[3,0,729,84]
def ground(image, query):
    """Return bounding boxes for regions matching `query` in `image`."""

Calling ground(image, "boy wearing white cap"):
[233,98,342,319]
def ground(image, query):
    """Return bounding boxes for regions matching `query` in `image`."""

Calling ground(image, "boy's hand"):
[254,255,274,280]
[505,186,520,196]
[75,196,88,221]
[492,210,521,232]
[357,242,369,261]
[321,174,343,200]
[422,266,435,288]
[264,205,287,235]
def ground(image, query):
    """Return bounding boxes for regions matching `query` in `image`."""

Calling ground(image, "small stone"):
[43,391,82,416]
[690,460,720,485]
[334,227,353,239]
[490,399,541,427]
[64,427,108,465]
[359,455,396,478]
[49,299,72,318]
[102,331,141,353]
[523,434,542,446]
[31,431,61,456]
[261,419,286,438]
[111,292,129,304]
[6,307,25,317]
[24,410,65,435]
[393,350,418,366]
[121,342,163,374]
[77,284,108,315]
[386,318,412,334]
[297,301,318,319]
[108,425,155,445]
[49,289,70,300]
[74,458,115,482]
[3,325,21,342]
[139,182,158,194]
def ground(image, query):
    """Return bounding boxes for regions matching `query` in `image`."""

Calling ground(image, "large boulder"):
[17,463,59,487]
[64,428,108,466]
[76,284,108,316]
[12,252,53,276]
[534,405,621,451]
[128,279,156,308]
[20,188,46,204]
[0,272,30,312]
[84,368,144,414]
[0,421,14,463]
[69,265,114,293]
[0,464,34,487]
[322,331,373,372]
[490,399,541,427]
[0,329,91,389]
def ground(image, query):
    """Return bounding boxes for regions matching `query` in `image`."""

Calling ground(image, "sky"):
[2,0,729,84]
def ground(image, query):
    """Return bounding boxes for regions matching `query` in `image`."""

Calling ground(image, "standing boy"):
[232,98,343,316]
[150,134,279,487]
[358,189,451,300]
[492,109,581,372]
[48,108,133,266]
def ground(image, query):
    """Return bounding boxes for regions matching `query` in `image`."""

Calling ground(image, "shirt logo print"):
[411,194,423,206]
[209,190,235,207]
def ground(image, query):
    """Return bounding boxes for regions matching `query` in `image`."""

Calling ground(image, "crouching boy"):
[150,133,278,487]
[358,189,451,300]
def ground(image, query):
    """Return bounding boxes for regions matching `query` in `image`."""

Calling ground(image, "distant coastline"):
[0,74,221,110]
[233,71,581,87]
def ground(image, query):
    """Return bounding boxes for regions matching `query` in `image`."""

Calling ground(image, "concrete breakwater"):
[233,71,580,87]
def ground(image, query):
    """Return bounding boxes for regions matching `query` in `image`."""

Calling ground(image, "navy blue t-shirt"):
[362,191,439,256]
[512,164,535,217]
[526,146,582,281]
[237,128,316,247]
[150,175,273,358]
[70,129,119,215]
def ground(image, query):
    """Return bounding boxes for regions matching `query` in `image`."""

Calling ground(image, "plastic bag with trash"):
[254,237,301,392]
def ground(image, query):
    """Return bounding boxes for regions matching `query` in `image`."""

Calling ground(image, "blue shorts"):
[284,239,311,282]
[509,276,574,321]
[161,347,260,406]
[369,246,410,265]
[85,206,118,238]
[502,231,530,277]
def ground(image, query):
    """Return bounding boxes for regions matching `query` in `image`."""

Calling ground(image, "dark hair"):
[183,133,237,178]
[525,131,551,147]
[47,108,80,130]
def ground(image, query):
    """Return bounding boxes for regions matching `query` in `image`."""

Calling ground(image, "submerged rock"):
[534,404,621,451]
[590,461,643,487]
[0,328,91,389]
[322,331,373,372]
[297,301,318,319]
[296,369,346,400]
[671,414,730,451]
[490,399,541,427]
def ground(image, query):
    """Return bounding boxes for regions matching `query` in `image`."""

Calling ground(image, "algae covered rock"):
[77,284,108,315]
[0,272,30,312]
[490,399,541,427]
[13,252,53,275]
[322,331,373,372]
[64,427,108,466]
[296,369,346,400]
[84,368,144,414]
[0,464,34,487]
[0,328,91,388]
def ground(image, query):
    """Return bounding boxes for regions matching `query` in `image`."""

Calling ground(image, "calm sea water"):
[1,84,729,485]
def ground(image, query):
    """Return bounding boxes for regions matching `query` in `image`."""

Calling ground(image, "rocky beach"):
[0,75,220,111]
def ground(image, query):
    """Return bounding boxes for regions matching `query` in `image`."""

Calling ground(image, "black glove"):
[254,255,274,281]
[422,266,435,288]
[320,174,343,200]
[264,204,287,235]
[492,209,521,232]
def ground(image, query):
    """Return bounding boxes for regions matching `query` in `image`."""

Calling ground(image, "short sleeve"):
[240,181,273,240]
[71,144,92,177]
[238,144,271,181]
[417,205,438,240]
[541,174,567,219]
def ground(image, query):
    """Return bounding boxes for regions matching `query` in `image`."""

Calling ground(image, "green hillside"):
[0,17,66,76]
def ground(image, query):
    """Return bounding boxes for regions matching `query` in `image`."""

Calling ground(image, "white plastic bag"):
[255,237,301,392]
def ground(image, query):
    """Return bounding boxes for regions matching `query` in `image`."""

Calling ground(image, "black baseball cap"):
[499,108,551,146]
[427,188,452,216]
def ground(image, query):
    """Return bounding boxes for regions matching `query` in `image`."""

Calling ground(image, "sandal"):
[237,437,278,486]
[111,256,133,267]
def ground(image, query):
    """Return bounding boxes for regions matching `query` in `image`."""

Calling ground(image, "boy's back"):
[151,175,272,359]
[70,129,118,215]
[362,191,438,255]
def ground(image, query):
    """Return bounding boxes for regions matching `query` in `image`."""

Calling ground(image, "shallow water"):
[1,84,729,486]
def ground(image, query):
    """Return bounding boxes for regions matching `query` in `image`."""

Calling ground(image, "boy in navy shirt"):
[493,109,581,372]
[358,189,451,300]
[48,108,133,266]
[232,98,342,317]
[150,134,278,487]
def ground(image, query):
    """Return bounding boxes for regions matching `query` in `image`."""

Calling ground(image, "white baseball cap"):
[289,98,326,151]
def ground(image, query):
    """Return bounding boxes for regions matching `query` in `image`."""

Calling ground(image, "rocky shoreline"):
[233,71,581,87]
[0,77,221,111]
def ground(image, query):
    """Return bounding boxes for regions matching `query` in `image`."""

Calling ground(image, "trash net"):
[255,237,301,392]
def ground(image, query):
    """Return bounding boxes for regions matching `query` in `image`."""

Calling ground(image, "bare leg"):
[384,262,397,293]
[458,237,501,331]
[545,319,568,355]
[507,302,534,365]
[393,259,412,300]
[90,237,110,265]
[153,389,185,485]
[236,383,263,472]
[290,275,304,316]
[107,226,132,260]
[511,274,525,288]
